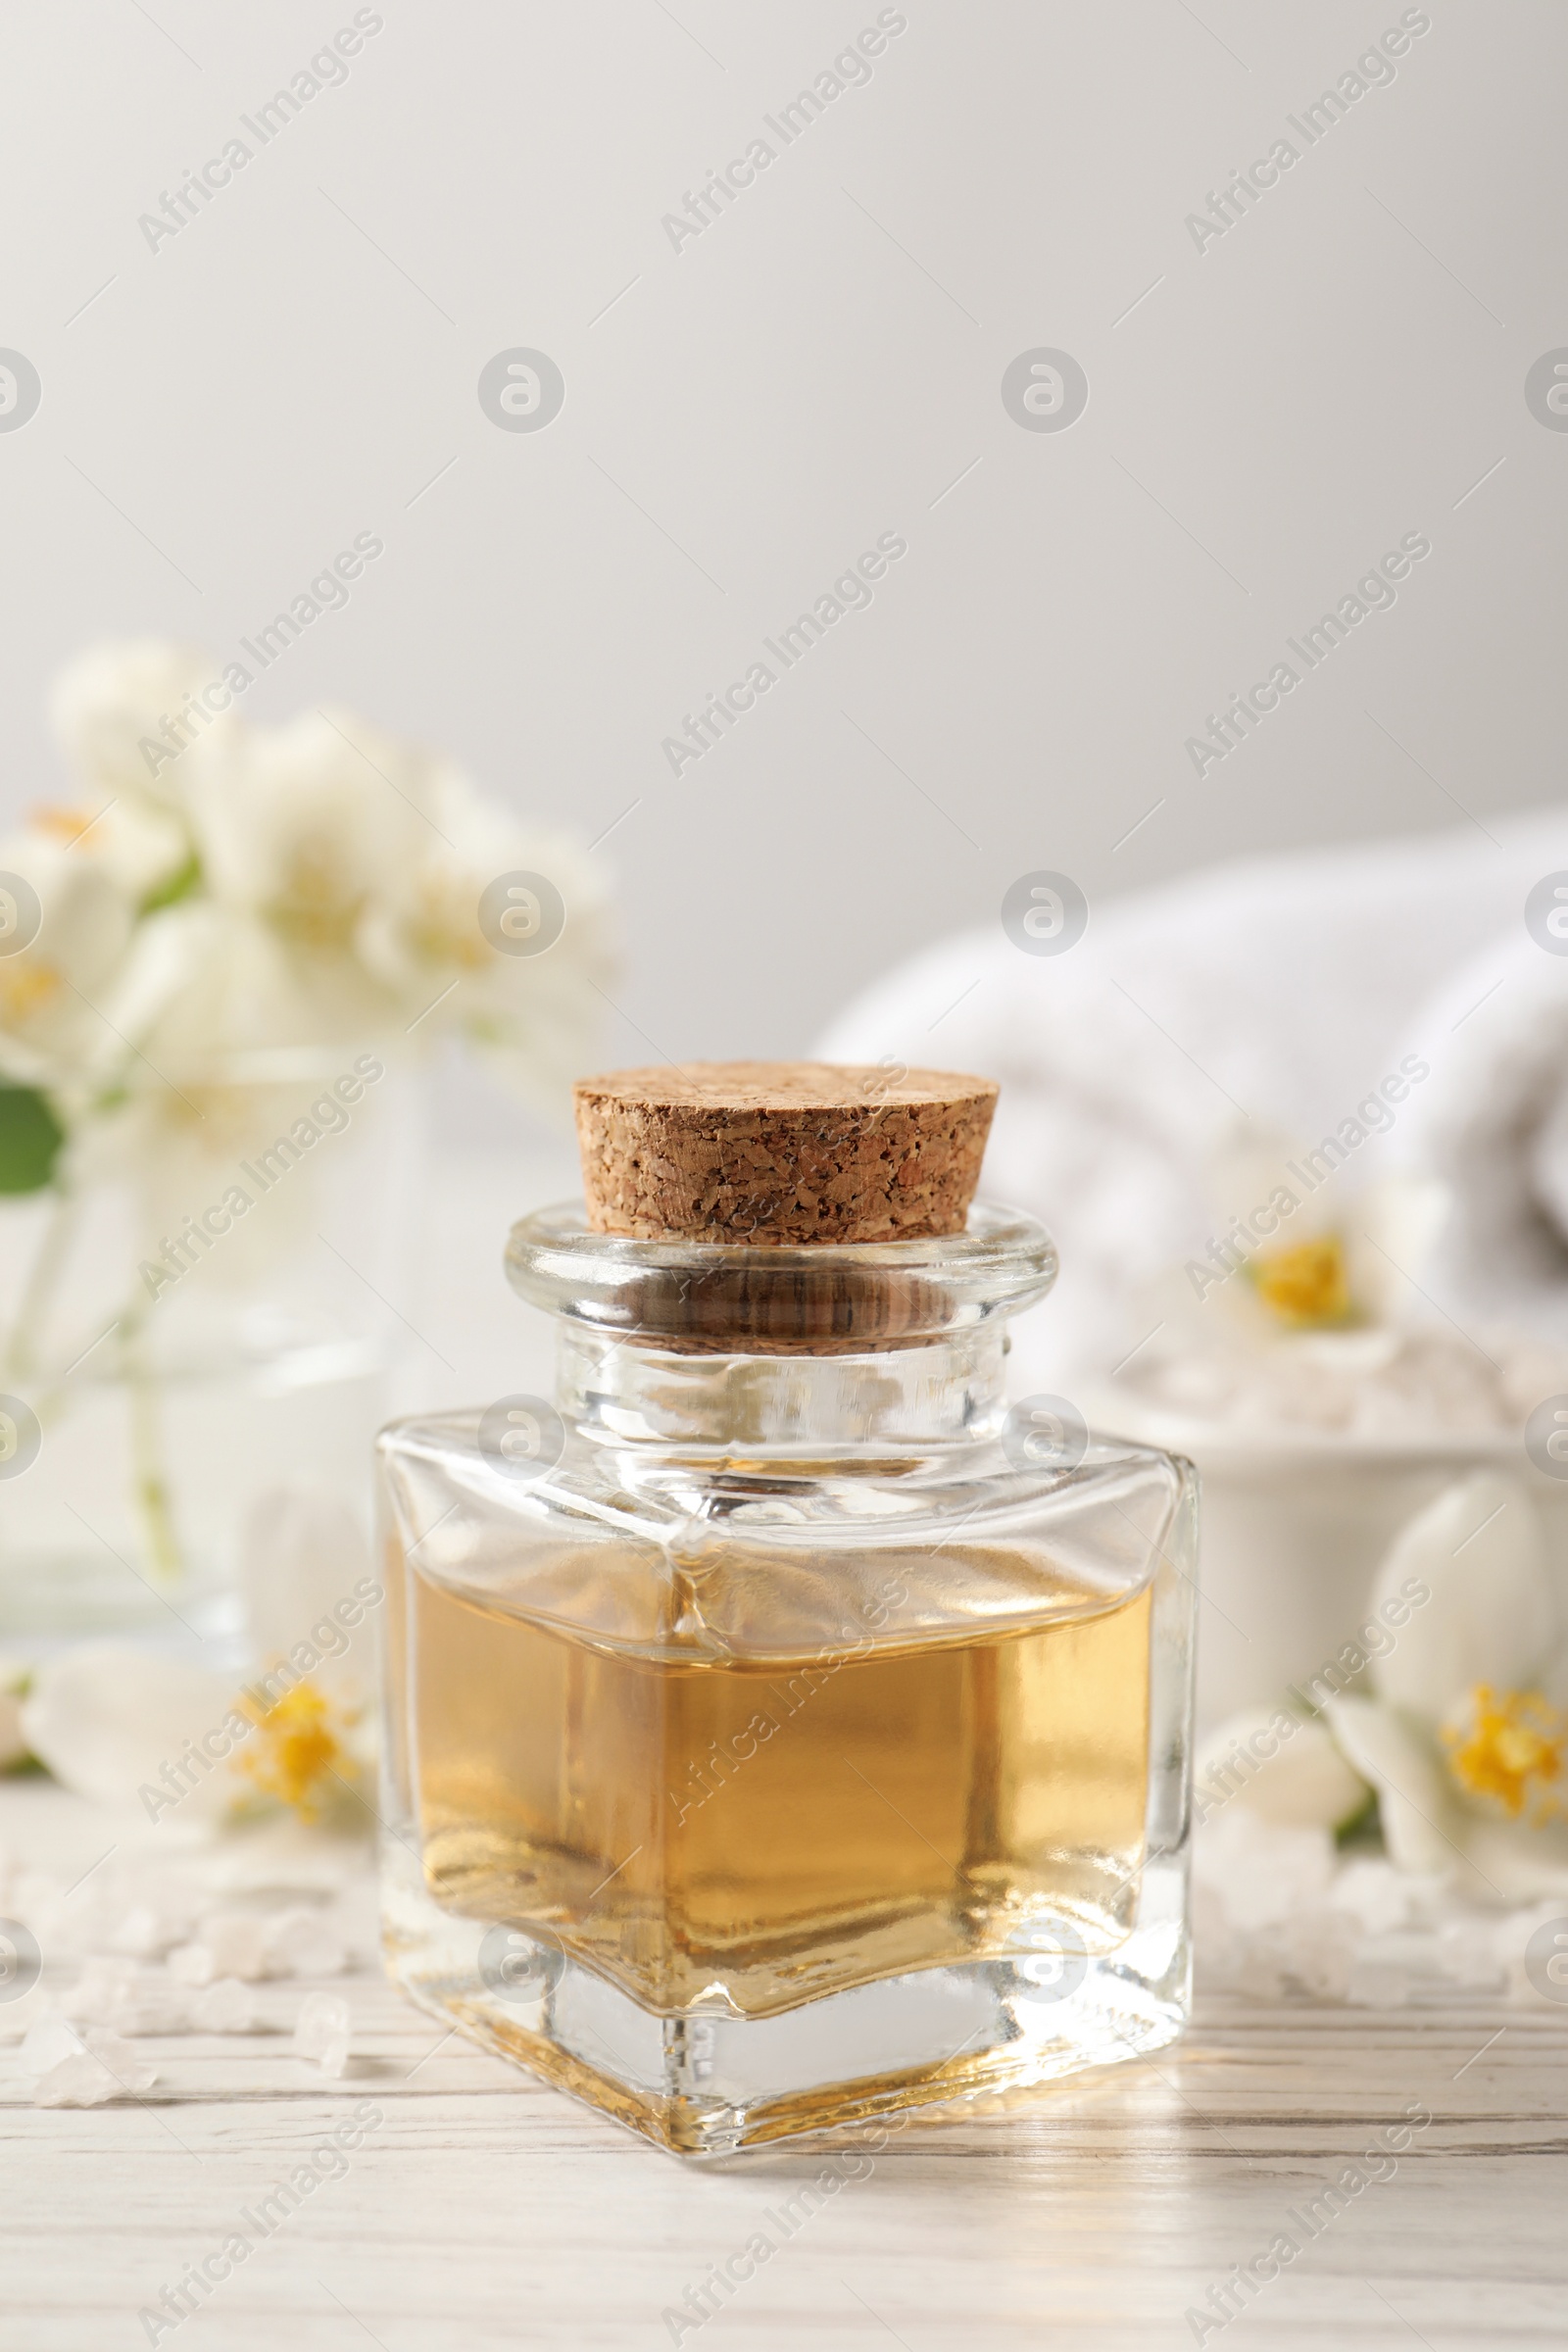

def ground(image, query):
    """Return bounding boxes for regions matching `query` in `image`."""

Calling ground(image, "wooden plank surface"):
[1,1788,1564,2352]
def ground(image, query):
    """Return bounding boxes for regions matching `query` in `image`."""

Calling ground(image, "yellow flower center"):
[1443,1685,1568,1824]
[29,804,98,844]
[1248,1233,1354,1328]
[236,1679,357,1822]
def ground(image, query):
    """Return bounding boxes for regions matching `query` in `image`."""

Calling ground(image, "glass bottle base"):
[382,1839,1191,2155]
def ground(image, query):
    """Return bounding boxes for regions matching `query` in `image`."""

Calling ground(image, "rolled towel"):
[818,808,1568,1372]
[1395,929,1568,1336]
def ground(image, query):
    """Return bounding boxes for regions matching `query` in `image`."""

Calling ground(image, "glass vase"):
[0,1048,425,1658]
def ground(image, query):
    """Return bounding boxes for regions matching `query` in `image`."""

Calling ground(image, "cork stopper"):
[573,1062,998,1246]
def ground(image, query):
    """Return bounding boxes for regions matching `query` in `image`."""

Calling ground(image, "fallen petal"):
[21,1645,237,1822]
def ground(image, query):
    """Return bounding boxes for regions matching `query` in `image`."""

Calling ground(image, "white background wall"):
[3,0,1563,1117]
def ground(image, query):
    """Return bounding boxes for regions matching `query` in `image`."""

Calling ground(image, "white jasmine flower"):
[356,769,615,1104]
[1124,1134,1551,1440]
[188,707,443,957]
[31,643,606,1121]
[110,899,386,1079]
[0,830,137,1088]
[48,638,236,813]
[21,1584,375,1834]
[1326,1473,1568,1901]
[22,795,192,909]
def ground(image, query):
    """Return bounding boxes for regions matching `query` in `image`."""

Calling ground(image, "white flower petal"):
[1324,1694,1467,1879]
[1344,1176,1450,1323]
[21,1644,237,1821]
[242,1487,373,1690]
[1196,1707,1369,1831]
[189,708,437,930]
[1455,1818,1568,1905]
[48,638,231,808]
[1368,1473,1557,1720]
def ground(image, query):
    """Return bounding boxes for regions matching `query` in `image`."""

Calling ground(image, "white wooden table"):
[1,1779,1563,2352]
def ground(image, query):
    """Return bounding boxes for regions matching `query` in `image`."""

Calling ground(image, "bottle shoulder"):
[376,1408,1188,1532]
[376,1411,1194,1660]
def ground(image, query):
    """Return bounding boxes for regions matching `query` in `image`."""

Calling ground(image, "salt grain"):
[194,1912,273,1982]
[1329,1857,1414,1936]
[32,2052,119,2107]
[21,2014,84,2073]
[112,1984,192,2036]
[61,1956,137,2024]
[108,1904,188,1961]
[84,2029,158,2092]
[166,1943,217,1988]
[265,1906,348,1979]
[190,1978,260,2034]
[293,1990,352,2077]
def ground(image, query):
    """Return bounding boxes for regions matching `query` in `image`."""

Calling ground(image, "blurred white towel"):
[818,809,1568,1371]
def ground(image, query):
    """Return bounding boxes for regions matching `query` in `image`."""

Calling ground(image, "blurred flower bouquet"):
[0,640,610,1645]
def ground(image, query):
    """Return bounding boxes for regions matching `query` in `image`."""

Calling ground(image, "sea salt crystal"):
[196,1912,274,1982]
[60,1957,189,2035]
[265,1907,348,1979]
[84,2029,158,2092]
[112,1982,193,2036]
[108,1903,189,1960]
[1346,1929,1491,2008]
[21,2014,85,2073]
[32,2052,119,2107]
[1329,1858,1413,1936]
[1195,1815,1336,1932]
[168,1911,272,1987]
[190,1978,260,2034]
[167,1943,217,1987]
[293,1990,352,2077]
[1127,1318,1568,1444]
[1434,1919,1507,1997]
[61,1956,137,2024]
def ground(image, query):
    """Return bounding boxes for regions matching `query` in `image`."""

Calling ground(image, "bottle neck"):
[555,1324,1009,1453]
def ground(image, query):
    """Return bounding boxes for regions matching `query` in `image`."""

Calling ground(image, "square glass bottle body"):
[376,1207,1197,2153]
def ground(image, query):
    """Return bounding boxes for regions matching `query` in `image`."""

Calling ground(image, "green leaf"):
[139,850,202,916]
[0,1085,66,1194]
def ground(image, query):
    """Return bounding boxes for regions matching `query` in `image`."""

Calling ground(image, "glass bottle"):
[376,1076,1197,2155]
